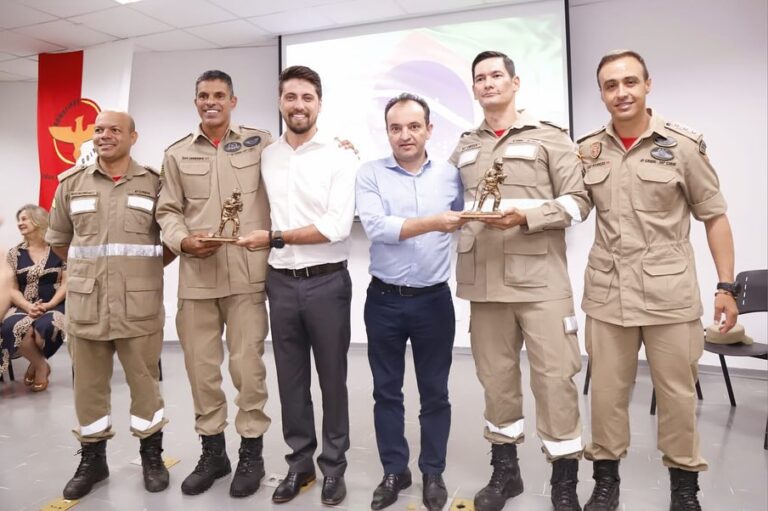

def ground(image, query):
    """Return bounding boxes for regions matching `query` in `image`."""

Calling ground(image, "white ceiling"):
[0,0,517,82]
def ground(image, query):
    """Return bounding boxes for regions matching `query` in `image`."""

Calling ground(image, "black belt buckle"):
[397,285,414,297]
[291,267,311,278]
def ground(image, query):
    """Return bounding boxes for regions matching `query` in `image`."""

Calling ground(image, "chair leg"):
[583,359,591,395]
[158,358,163,382]
[719,354,736,406]
[764,415,767,451]
[650,388,657,415]
[8,359,14,381]
[695,379,703,400]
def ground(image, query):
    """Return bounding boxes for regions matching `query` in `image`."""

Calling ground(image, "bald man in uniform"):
[578,50,738,511]
[47,111,170,499]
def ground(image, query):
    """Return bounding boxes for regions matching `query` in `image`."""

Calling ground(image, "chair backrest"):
[735,269,768,314]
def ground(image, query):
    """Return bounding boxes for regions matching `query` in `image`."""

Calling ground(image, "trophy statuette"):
[461,158,507,219]
[198,188,243,242]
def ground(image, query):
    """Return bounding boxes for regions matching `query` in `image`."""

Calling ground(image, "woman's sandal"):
[24,364,35,386]
[32,363,50,392]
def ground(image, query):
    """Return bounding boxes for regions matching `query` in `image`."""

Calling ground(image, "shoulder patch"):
[540,120,567,132]
[664,121,702,142]
[576,126,607,144]
[143,165,160,175]
[165,133,193,152]
[57,165,87,182]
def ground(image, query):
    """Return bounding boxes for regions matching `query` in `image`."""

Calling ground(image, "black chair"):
[0,356,16,383]
[703,269,768,449]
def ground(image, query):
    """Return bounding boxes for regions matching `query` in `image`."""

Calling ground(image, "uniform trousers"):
[266,267,352,477]
[176,293,270,438]
[470,298,582,461]
[364,280,454,475]
[584,316,708,471]
[69,331,166,443]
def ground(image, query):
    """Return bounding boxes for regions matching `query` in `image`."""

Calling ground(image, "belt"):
[270,261,347,278]
[370,276,448,297]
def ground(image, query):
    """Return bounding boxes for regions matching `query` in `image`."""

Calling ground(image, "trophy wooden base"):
[460,211,504,219]
[198,235,239,242]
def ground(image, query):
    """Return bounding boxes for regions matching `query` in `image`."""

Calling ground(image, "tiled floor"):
[1,343,766,511]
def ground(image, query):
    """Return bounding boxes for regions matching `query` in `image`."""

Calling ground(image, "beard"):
[283,112,316,135]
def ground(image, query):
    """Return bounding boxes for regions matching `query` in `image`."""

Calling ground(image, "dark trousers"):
[364,280,455,475]
[266,267,352,477]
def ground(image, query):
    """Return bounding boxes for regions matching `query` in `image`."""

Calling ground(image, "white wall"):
[0,0,765,368]
[569,0,768,369]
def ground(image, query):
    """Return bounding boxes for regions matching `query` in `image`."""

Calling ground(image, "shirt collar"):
[605,108,665,142]
[278,128,330,150]
[89,158,146,179]
[479,109,539,134]
[191,124,240,146]
[384,153,432,176]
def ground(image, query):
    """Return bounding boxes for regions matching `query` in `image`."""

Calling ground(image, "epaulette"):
[540,120,568,132]
[460,130,475,138]
[164,133,193,152]
[240,126,272,136]
[664,121,702,142]
[576,126,607,144]
[143,165,160,175]
[57,165,87,182]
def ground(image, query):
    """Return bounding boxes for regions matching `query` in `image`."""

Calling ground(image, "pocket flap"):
[180,161,210,175]
[457,234,475,253]
[584,164,610,185]
[230,151,260,169]
[68,276,95,294]
[642,258,687,276]
[503,232,548,255]
[587,248,615,272]
[125,277,163,292]
[637,166,675,184]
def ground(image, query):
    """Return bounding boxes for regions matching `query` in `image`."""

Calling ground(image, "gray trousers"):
[266,266,352,477]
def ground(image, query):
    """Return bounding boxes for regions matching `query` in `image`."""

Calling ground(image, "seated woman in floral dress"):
[1,204,66,391]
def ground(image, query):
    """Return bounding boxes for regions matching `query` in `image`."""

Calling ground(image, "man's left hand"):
[714,292,739,333]
[481,207,527,230]
[235,230,271,250]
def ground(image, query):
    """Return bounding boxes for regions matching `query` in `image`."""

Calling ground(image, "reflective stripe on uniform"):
[486,418,525,439]
[498,196,583,224]
[130,408,164,432]
[80,415,111,436]
[68,243,163,259]
[541,436,583,456]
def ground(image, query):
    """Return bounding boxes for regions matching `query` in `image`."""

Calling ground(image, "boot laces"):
[675,481,702,511]
[552,479,579,507]
[487,459,514,490]
[141,444,165,471]
[591,475,617,503]
[235,445,260,474]
[192,445,221,475]
[73,447,101,478]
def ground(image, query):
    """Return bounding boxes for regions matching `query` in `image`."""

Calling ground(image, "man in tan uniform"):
[156,70,272,498]
[578,50,738,511]
[46,111,169,499]
[449,51,591,511]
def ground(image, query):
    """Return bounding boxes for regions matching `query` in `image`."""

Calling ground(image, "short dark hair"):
[384,93,431,127]
[195,70,234,96]
[279,65,322,100]
[472,51,516,80]
[596,50,650,88]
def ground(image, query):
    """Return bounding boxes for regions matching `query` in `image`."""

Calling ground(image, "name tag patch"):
[127,194,155,212]
[70,197,97,214]
[504,143,538,160]
[458,148,479,167]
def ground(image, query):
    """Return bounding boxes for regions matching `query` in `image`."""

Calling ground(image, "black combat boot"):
[669,468,702,511]
[474,443,524,511]
[63,440,110,499]
[229,436,265,497]
[584,460,620,511]
[181,433,231,495]
[139,431,169,492]
[551,459,582,510]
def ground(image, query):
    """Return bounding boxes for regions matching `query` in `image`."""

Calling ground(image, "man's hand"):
[334,137,359,156]
[714,292,739,333]
[432,211,467,233]
[480,207,527,230]
[235,230,271,251]
[180,233,223,258]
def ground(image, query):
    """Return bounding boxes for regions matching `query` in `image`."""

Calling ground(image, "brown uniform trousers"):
[450,111,592,460]
[46,159,166,443]
[156,125,272,437]
[579,112,726,471]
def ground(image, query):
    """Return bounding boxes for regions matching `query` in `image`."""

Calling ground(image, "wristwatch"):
[716,281,742,298]
[269,230,285,249]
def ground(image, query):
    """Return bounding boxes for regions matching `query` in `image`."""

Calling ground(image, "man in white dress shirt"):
[236,65,357,507]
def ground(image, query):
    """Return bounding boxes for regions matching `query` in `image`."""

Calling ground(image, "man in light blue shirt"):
[356,93,464,511]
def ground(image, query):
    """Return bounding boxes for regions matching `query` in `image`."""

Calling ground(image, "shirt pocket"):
[584,246,615,304]
[455,232,476,284]
[584,164,612,212]
[632,166,678,212]
[70,192,100,236]
[229,151,261,193]
[503,230,548,287]
[125,277,162,320]
[502,142,540,187]
[125,193,156,234]
[67,276,98,324]
[179,160,211,199]
[641,257,694,310]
